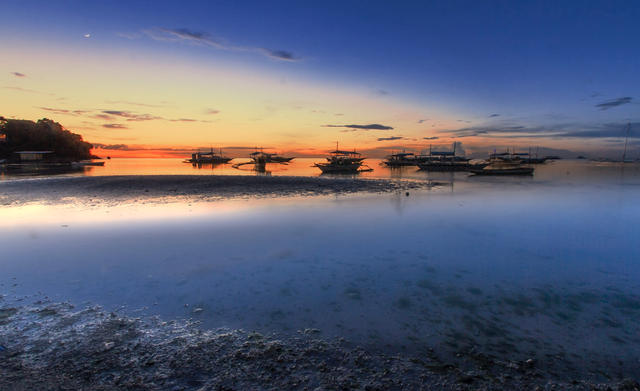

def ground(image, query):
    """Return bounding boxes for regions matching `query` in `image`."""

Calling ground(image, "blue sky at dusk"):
[1,0,638,157]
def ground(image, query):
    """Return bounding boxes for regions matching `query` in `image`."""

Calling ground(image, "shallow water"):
[2,160,640,377]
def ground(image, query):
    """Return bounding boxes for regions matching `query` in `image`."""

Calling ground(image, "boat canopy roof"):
[330,150,361,156]
[430,151,455,156]
[390,152,414,157]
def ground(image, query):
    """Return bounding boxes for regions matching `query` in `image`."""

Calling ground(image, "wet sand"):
[1,300,638,391]
[0,175,434,208]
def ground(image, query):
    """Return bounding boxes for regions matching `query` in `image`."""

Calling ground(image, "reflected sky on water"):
[2,160,640,376]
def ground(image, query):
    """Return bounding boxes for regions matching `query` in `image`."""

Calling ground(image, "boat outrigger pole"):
[623,122,631,162]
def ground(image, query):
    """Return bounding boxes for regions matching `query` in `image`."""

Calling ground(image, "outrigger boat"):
[415,145,486,172]
[232,148,294,170]
[314,144,372,173]
[185,148,233,164]
[71,160,105,167]
[382,151,418,166]
[469,152,534,175]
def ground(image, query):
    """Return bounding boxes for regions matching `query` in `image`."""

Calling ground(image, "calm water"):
[2,159,640,376]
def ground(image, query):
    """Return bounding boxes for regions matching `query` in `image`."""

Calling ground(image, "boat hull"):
[315,163,365,173]
[187,157,233,164]
[71,161,105,167]
[417,163,488,172]
[469,167,534,175]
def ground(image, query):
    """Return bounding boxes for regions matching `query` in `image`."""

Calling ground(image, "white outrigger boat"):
[469,152,534,175]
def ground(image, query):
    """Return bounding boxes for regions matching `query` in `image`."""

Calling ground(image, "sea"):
[2,158,640,378]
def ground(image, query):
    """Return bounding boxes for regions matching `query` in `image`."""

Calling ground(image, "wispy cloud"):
[377,136,403,141]
[259,49,300,62]
[442,121,640,140]
[143,28,302,62]
[36,107,87,116]
[11,72,26,77]
[489,114,500,117]
[335,113,344,116]
[322,124,394,131]
[418,119,429,123]
[204,109,220,115]
[102,110,163,121]
[169,118,197,122]
[423,136,439,140]
[105,100,166,108]
[116,32,141,40]
[5,86,54,96]
[102,124,129,129]
[595,97,633,110]
[152,28,226,48]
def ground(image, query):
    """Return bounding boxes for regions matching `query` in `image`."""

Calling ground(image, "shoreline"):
[0,175,436,208]
[1,300,638,391]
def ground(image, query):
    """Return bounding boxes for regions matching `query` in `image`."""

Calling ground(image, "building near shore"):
[13,151,55,162]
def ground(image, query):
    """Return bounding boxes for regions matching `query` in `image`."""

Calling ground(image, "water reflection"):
[2,161,640,376]
[4,158,640,188]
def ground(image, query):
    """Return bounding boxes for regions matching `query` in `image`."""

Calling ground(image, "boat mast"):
[622,122,630,162]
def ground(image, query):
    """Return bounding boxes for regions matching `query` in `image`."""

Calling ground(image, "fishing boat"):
[469,152,534,175]
[185,148,233,164]
[268,152,296,163]
[382,151,418,166]
[232,148,293,170]
[249,150,269,169]
[415,145,486,171]
[71,160,105,167]
[594,123,639,165]
[314,144,372,173]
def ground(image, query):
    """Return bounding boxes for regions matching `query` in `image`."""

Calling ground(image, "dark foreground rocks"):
[1,301,638,391]
[0,175,435,208]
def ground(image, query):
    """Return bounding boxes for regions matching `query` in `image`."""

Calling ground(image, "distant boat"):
[589,123,639,165]
[71,160,105,167]
[232,148,292,170]
[382,151,418,167]
[185,148,233,164]
[268,152,296,163]
[314,143,372,173]
[415,145,485,171]
[469,152,534,175]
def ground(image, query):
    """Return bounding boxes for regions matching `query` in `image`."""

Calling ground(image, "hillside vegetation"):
[0,116,96,161]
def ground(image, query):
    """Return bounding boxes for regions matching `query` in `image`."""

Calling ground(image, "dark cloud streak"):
[322,124,394,131]
[595,97,632,110]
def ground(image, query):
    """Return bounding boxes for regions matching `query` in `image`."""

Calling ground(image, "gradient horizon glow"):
[1,0,639,158]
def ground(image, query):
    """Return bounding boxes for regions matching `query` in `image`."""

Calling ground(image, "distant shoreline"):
[0,175,436,208]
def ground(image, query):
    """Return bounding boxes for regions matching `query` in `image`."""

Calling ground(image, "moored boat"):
[382,151,418,166]
[185,148,233,164]
[71,160,105,167]
[314,144,372,173]
[415,145,483,171]
[469,153,534,175]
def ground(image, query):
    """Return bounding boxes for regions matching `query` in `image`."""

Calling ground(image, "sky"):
[1,0,639,158]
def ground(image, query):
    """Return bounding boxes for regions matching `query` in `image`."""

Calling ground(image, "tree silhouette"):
[0,117,97,160]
